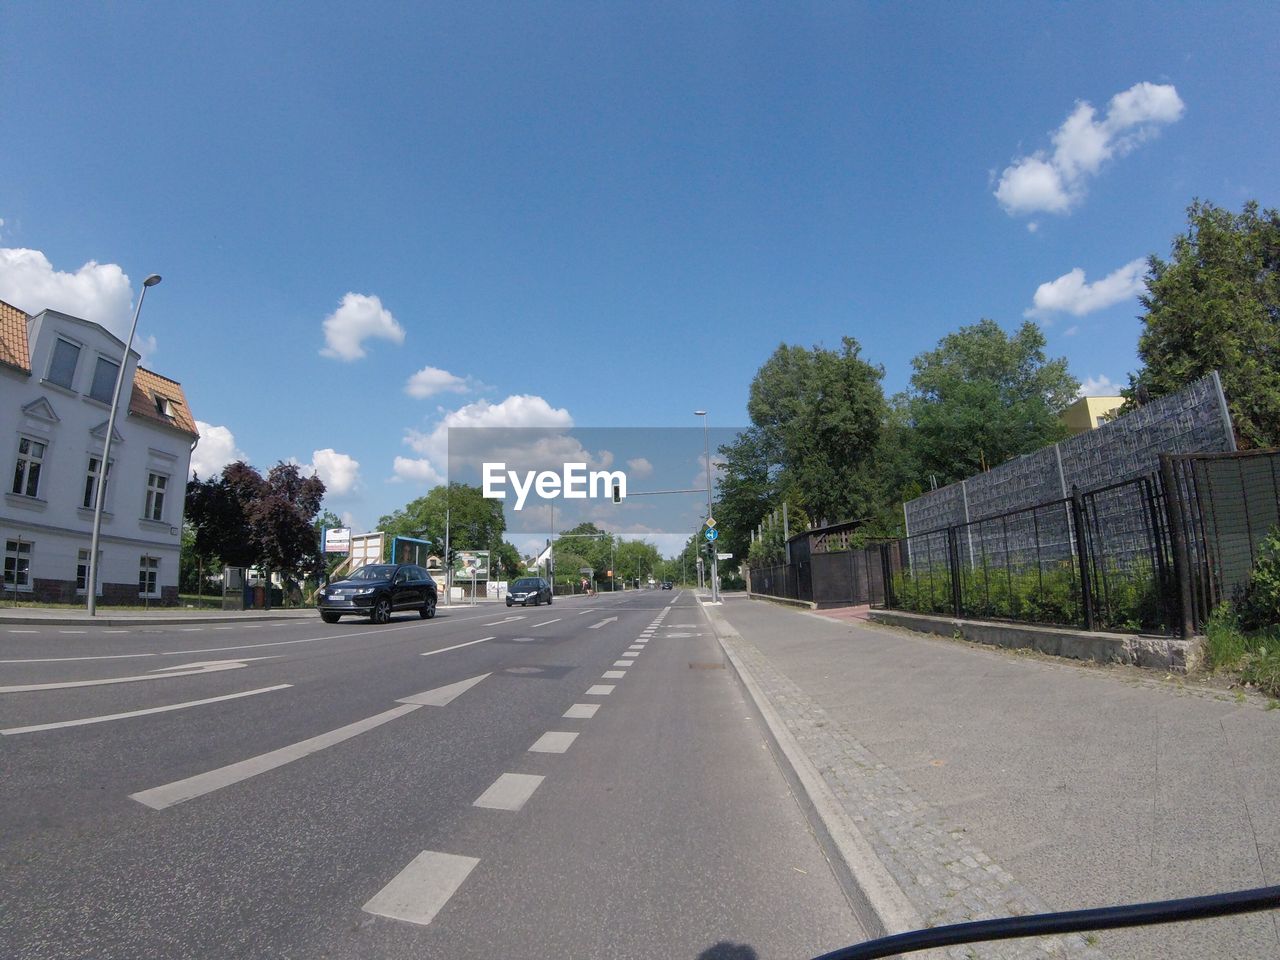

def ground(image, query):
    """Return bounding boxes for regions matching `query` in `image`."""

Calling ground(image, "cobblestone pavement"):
[709,605,1107,960]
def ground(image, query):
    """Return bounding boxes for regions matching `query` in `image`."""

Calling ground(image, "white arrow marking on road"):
[1,685,293,736]
[397,674,490,706]
[0,658,272,693]
[131,675,490,809]
[588,617,618,629]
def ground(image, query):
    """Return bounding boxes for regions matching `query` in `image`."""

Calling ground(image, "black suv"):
[319,563,438,624]
[506,576,553,607]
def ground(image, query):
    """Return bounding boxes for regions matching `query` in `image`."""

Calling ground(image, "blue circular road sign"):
[705,528,719,542]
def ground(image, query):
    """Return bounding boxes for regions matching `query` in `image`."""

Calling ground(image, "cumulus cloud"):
[391,456,446,486]
[626,457,655,479]
[320,293,405,361]
[404,394,575,467]
[1078,375,1123,398]
[190,421,248,479]
[304,448,361,495]
[1026,258,1147,319]
[0,246,135,337]
[405,365,474,398]
[995,82,1184,217]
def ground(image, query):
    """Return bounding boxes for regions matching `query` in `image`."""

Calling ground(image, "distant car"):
[661,581,673,590]
[507,576,553,606]
[318,563,437,624]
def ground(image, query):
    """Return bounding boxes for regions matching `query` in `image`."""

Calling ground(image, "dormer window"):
[155,395,175,418]
[47,338,81,389]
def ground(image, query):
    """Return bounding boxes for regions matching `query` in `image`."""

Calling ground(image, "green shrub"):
[1241,645,1280,698]
[1239,527,1280,631]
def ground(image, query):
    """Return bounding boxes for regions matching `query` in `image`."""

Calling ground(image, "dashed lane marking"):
[473,773,544,811]
[601,670,626,679]
[420,637,495,658]
[528,731,578,753]
[362,851,480,927]
[612,660,632,667]
[563,703,599,719]
[529,618,561,628]
[585,684,614,695]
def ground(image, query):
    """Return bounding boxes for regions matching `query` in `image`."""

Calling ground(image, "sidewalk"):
[701,593,1280,960]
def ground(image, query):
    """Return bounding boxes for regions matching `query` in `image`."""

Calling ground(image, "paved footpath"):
[702,593,1280,960]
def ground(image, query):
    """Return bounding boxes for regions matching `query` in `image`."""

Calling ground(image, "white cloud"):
[626,457,654,479]
[0,246,135,337]
[405,365,473,398]
[305,448,361,495]
[320,292,405,361]
[1064,325,1080,337]
[391,456,446,486]
[404,394,575,467]
[1078,375,1123,398]
[1026,257,1147,319]
[995,82,1184,217]
[190,421,247,479]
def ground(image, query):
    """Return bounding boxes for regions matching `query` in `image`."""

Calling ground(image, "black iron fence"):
[749,449,1279,635]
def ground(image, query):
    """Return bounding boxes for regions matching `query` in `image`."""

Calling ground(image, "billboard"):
[323,527,351,554]
[453,550,490,580]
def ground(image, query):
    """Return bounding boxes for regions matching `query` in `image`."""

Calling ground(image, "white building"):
[1,299,199,605]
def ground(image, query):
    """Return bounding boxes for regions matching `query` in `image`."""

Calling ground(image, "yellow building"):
[1060,395,1124,435]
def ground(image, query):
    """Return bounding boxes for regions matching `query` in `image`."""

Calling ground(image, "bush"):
[1239,527,1280,631]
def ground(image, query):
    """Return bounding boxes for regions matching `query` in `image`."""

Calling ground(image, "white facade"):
[1,308,197,605]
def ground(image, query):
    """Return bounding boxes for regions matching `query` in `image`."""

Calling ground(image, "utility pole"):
[443,503,451,606]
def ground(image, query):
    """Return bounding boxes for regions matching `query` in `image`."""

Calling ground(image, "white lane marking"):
[484,616,526,626]
[1,685,292,736]
[629,644,646,649]
[601,670,626,679]
[621,652,639,658]
[58,630,87,635]
[103,629,129,634]
[420,636,495,658]
[7,629,40,634]
[159,619,432,655]
[363,850,479,926]
[179,628,203,633]
[131,703,422,809]
[396,674,489,706]
[0,658,267,693]
[585,684,614,695]
[529,618,561,628]
[0,653,156,663]
[576,610,594,615]
[528,731,578,753]
[588,617,618,629]
[213,627,236,631]
[473,773,544,811]
[612,660,632,667]
[563,703,599,719]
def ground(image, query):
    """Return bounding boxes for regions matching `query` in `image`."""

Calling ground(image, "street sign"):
[705,528,719,542]
[717,552,733,560]
[705,517,717,529]
[579,566,593,575]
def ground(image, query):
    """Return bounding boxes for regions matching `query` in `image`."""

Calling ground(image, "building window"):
[47,338,81,389]
[139,556,159,597]
[4,539,32,591]
[83,456,112,510]
[145,473,168,521]
[89,356,120,404]
[11,437,46,498]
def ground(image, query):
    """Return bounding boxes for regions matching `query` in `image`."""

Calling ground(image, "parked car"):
[661,581,673,590]
[318,563,437,624]
[507,576,553,606]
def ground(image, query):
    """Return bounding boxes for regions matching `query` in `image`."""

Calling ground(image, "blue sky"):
[2,2,1276,553]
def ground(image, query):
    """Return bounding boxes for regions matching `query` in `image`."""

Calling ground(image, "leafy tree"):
[378,482,506,554]
[744,336,887,527]
[714,428,777,567]
[904,319,1078,486]
[250,463,326,582]
[1130,199,1280,448]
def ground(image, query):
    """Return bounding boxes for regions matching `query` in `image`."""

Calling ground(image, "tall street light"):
[695,409,719,602]
[87,274,162,616]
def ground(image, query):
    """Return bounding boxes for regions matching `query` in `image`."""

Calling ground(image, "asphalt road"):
[0,590,864,959]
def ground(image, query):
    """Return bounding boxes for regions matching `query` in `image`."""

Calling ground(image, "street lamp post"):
[694,410,719,602]
[87,274,162,616]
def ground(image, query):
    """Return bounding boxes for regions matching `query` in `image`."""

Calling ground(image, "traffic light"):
[612,483,622,503]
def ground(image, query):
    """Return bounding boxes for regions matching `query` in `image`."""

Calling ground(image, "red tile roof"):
[129,366,199,438]
[0,299,31,374]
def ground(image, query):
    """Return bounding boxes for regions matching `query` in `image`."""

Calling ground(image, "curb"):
[0,612,317,627]
[746,592,817,610]
[695,597,932,948]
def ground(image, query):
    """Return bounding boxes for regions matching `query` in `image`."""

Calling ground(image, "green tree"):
[378,482,506,554]
[905,319,1078,486]
[1131,199,1280,448]
[744,336,887,527]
